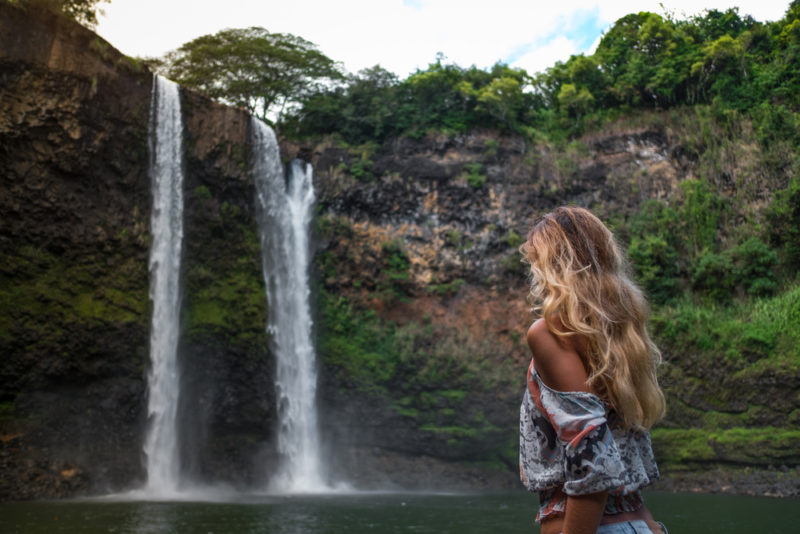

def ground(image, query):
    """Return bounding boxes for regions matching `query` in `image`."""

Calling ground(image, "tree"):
[557,83,594,121]
[296,65,400,142]
[163,27,342,123]
[6,0,110,28]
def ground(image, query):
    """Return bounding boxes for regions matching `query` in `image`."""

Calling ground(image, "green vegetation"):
[282,3,800,145]
[158,27,341,123]
[285,61,536,143]
[0,239,149,409]
[182,185,268,354]
[652,427,800,468]
[318,288,517,463]
[301,3,800,470]
[4,0,110,28]
[425,278,465,297]
[463,162,486,188]
[765,177,800,272]
[376,238,411,303]
[318,293,400,387]
[653,284,800,365]
[0,243,148,342]
[502,229,524,249]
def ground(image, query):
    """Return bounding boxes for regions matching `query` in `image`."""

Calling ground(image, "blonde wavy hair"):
[521,206,666,430]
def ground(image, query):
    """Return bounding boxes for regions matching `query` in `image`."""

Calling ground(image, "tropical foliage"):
[283,3,800,144]
[3,0,110,28]
[159,27,341,123]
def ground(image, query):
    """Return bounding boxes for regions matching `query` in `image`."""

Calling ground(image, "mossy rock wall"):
[0,4,275,498]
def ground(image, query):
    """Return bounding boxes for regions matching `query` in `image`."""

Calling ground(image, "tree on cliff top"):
[5,0,110,28]
[162,27,342,124]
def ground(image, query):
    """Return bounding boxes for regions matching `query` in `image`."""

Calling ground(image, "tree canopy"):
[283,2,800,144]
[4,0,110,28]
[162,27,341,123]
[289,59,538,143]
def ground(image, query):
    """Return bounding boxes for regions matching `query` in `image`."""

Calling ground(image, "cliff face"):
[293,130,685,487]
[298,124,799,490]
[0,4,275,498]
[1,5,798,500]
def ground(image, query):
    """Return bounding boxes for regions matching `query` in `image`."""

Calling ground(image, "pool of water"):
[1,490,798,533]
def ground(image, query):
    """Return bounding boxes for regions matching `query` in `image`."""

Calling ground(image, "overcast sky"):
[96,0,792,77]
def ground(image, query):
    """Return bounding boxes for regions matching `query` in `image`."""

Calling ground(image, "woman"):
[518,206,667,534]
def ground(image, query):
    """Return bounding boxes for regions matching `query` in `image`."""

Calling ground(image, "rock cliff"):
[298,124,799,492]
[0,4,274,498]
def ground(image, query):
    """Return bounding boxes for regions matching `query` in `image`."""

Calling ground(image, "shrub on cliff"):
[4,0,109,28]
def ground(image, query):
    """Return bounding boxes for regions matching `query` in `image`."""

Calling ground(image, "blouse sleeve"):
[528,367,625,495]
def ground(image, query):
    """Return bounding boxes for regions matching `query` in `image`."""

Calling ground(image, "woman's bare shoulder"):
[527,318,590,393]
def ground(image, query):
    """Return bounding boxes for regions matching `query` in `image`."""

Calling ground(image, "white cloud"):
[96,0,793,77]
[512,36,582,75]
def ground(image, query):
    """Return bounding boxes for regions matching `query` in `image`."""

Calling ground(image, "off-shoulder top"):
[519,359,659,522]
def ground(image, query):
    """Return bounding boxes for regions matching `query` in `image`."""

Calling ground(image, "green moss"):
[0,244,148,341]
[348,157,373,181]
[500,251,525,276]
[484,139,499,157]
[376,238,411,303]
[316,214,353,243]
[392,403,419,419]
[502,229,524,249]
[0,401,14,418]
[444,229,463,246]
[194,185,212,199]
[116,55,146,74]
[74,289,143,323]
[89,37,113,60]
[652,427,800,467]
[651,428,720,465]
[425,278,465,297]
[699,405,776,429]
[316,250,337,281]
[318,293,399,390]
[182,211,268,351]
[440,389,468,403]
[420,423,479,438]
[187,300,228,329]
[464,162,485,188]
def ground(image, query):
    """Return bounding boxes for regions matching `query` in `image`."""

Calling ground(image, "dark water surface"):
[1,491,798,533]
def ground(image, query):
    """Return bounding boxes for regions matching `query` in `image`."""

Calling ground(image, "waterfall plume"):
[252,118,328,493]
[143,75,185,496]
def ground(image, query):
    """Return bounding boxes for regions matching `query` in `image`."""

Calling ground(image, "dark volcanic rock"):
[0,4,275,499]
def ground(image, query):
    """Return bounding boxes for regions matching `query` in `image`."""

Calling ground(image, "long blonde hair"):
[521,206,665,430]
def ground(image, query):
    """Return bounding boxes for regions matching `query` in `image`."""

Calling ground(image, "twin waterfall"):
[144,76,184,497]
[252,121,326,492]
[143,76,326,496]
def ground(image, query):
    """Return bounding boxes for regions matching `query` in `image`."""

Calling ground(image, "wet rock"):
[0,3,270,500]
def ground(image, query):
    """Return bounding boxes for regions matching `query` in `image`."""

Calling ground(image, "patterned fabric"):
[519,359,660,522]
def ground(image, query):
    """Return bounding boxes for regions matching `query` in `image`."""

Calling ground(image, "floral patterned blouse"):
[519,359,660,522]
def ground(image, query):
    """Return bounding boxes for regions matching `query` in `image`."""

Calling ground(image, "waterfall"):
[252,119,327,492]
[143,75,185,496]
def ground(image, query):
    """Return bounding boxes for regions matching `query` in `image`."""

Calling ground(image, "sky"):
[95,0,792,78]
